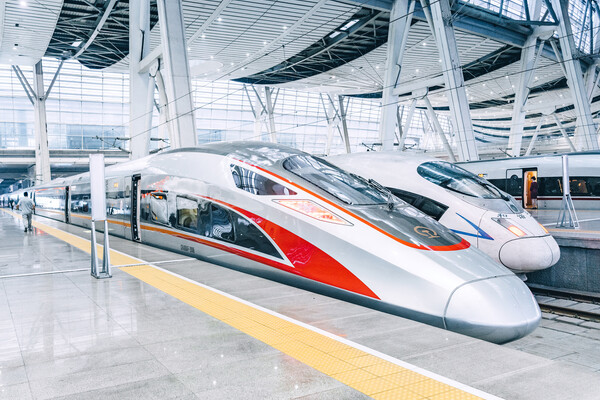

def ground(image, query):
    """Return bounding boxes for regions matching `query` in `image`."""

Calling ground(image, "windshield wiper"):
[349,173,396,209]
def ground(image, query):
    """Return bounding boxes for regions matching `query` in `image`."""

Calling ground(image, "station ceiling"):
[0,0,598,144]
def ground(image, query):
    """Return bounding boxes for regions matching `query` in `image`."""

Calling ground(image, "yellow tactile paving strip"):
[2,209,140,266]
[1,208,492,399]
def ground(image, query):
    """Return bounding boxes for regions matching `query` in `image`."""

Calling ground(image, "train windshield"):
[283,155,391,205]
[418,161,506,199]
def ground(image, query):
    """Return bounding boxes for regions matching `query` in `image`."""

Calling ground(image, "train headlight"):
[507,225,527,237]
[273,199,350,225]
[492,217,527,237]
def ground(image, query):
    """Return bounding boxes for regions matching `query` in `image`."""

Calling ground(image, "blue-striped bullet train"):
[1,142,540,343]
[328,152,560,275]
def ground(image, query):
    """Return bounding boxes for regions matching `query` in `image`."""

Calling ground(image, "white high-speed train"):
[0,142,541,343]
[458,151,600,210]
[329,152,560,274]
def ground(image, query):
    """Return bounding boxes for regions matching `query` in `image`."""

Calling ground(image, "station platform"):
[526,209,600,292]
[2,209,600,399]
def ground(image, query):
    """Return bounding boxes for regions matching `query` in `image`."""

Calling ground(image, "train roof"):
[161,141,305,166]
[328,151,438,169]
[457,150,600,165]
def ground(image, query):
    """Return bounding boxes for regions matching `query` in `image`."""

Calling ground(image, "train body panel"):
[458,151,600,210]
[1,142,542,343]
[328,152,559,274]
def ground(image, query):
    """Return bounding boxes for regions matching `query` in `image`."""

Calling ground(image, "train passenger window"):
[538,177,561,196]
[587,177,600,196]
[417,161,506,199]
[176,196,198,230]
[150,193,169,224]
[570,178,590,196]
[211,204,234,242]
[195,202,235,243]
[231,164,296,195]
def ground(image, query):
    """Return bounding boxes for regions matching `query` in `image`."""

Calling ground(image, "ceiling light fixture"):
[72,40,82,47]
[340,19,358,31]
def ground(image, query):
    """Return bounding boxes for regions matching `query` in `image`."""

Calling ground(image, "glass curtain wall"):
[0,58,454,155]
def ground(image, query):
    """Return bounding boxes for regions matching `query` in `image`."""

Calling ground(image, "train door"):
[131,174,141,242]
[65,186,70,223]
[523,168,538,209]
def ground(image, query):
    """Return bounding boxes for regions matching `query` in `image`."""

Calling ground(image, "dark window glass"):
[505,175,522,196]
[70,183,91,214]
[210,204,234,242]
[283,155,390,205]
[197,200,211,237]
[195,201,280,257]
[150,193,169,224]
[177,196,198,230]
[388,188,448,221]
[231,164,296,195]
[570,178,590,196]
[418,161,506,199]
[233,215,281,258]
[419,199,448,221]
[587,177,600,196]
[487,179,506,193]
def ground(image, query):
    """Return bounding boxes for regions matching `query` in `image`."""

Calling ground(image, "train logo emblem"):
[414,226,439,238]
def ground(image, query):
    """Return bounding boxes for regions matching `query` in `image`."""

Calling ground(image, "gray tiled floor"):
[2,211,600,399]
[0,212,363,400]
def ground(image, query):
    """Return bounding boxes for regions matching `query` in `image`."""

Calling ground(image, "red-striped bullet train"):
[3,142,540,343]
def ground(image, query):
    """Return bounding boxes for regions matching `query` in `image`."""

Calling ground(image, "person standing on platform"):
[16,192,35,232]
[530,176,539,209]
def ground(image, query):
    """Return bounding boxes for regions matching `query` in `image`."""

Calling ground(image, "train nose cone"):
[499,236,560,273]
[444,275,541,344]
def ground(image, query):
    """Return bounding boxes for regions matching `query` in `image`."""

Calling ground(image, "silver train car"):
[328,152,560,275]
[458,151,600,210]
[1,142,541,343]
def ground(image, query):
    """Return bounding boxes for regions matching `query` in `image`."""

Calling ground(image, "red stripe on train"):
[232,159,469,252]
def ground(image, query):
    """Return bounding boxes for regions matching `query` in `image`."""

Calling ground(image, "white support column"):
[428,0,479,161]
[264,86,277,143]
[524,115,545,156]
[380,0,414,150]
[249,85,277,142]
[423,96,456,162]
[338,95,351,154]
[398,98,417,151]
[155,69,172,143]
[584,61,600,102]
[320,94,338,155]
[32,61,51,184]
[129,0,151,159]
[157,0,197,149]
[552,113,576,152]
[551,0,599,150]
